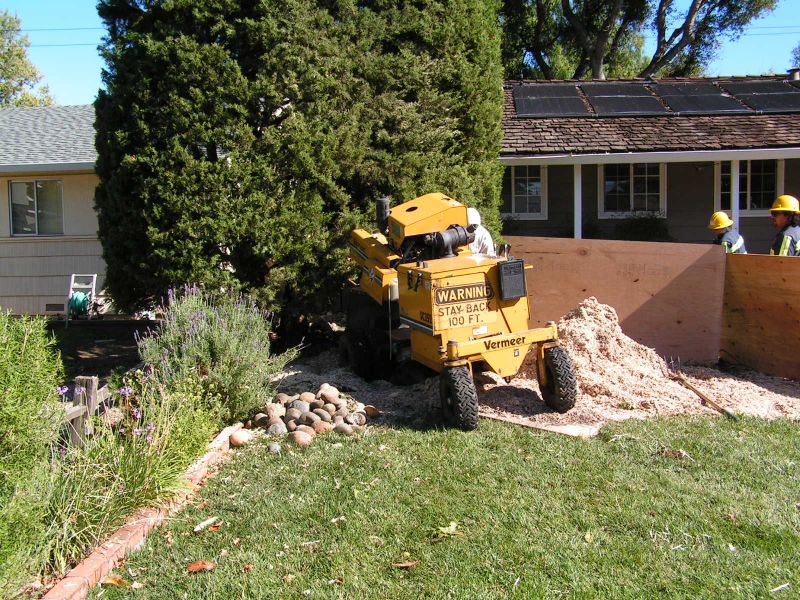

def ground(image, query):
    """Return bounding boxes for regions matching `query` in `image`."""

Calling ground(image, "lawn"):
[95,417,799,599]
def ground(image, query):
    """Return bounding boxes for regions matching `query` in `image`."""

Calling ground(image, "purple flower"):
[133,428,142,437]
[119,427,126,435]
[58,447,66,456]
[132,407,141,421]
[146,435,153,443]
[56,385,69,396]
[145,423,155,433]
[118,386,134,397]
[74,386,85,396]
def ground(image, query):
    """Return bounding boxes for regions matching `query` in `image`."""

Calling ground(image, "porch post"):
[573,164,582,239]
[731,159,740,229]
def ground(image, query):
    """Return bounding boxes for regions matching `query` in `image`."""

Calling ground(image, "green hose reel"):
[65,291,89,327]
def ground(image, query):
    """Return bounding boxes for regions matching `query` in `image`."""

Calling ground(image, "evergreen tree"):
[95,0,503,313]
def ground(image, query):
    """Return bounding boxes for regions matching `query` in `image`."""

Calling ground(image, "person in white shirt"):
[467,207,496,256]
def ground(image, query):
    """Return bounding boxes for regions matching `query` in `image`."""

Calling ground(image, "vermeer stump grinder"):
[343,192,577,430]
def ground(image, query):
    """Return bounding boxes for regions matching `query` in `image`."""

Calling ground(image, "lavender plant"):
[138,286,295,422]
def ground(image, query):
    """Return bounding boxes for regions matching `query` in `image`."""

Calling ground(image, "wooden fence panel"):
[504,236,726,363]
[721,254,800,380]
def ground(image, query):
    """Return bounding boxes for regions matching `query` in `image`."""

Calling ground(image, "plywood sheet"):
[721,254,800,380]
[504,236,726,363]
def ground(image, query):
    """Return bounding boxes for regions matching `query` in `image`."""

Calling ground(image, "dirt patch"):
[278,298,800,432]
[49,319,153,384]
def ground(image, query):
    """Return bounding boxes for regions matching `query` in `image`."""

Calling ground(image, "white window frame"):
[713,159,784,218]
[501,165,548,220]
[597,163,667,219]
[8,178,64,236]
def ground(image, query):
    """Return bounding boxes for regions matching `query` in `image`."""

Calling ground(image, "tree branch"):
[639,0,707,77]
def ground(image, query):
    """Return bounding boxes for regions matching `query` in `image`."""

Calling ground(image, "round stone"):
[364,405,380,418]
[285,419,297,432]
[275,393,292,405]
[288,431,313,447]
[300,411,321,426]
[267,421,288,435]
[285,407,302,422]
[268,442,282,454]
[229,429,252,447]
[299,391,316,403]
[312,408,332,423]
[333,422,354,436]
[289,400,311,414]
[266,403,286,420]
[296,424,317,437]
[312,420,333,434]
[323,403,337,416]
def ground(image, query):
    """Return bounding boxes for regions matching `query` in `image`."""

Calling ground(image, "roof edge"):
[0,162,96,175]
[500,147,800,165]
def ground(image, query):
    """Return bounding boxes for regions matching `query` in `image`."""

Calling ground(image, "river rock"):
[289,400,311,414]
[266,403,286,420]
[253,412,269,427]
[276,392,292,405]
[229,429,252,447]
[364,405,380,418]
[267,421,288,435]
[285,419,297,432]
[323,403,337,416]
[313,408,332,423]
[268,442,282,454]
[300,411,321,426]
[285,407,302,422]
[288,431,313,447]
[296,424,317,437]
[319,388,339,404]
[299,391,316,403]
[312,420,333,434]
[333,422,354,436]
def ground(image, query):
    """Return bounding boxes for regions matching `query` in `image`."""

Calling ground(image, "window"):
[10,179,63,235]
[716,160,782,215]
[599,163,665,218]
[501,165,547,220]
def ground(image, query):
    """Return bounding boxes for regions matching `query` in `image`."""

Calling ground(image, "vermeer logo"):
[435,283,493,305]
[483,336,525,351]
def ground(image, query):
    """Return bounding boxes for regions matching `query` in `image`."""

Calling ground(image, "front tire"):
[440,366,479,431]
[539,346,577,413]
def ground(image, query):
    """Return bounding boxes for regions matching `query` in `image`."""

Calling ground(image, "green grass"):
[96,417,799,599]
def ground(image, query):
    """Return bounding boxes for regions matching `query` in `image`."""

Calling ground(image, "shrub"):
[613,214,673,242]
[0,312,63,597]
[138,287,296,422]
[42,371,222,576]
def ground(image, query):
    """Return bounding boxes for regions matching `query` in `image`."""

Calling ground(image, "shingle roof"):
[503,77,800,156]
[0,105,96,167]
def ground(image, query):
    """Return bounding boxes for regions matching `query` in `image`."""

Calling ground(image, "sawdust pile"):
[277,298,800,436]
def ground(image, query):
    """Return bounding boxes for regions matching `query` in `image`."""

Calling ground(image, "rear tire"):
[539,346,577,413]
[440,366,479,431]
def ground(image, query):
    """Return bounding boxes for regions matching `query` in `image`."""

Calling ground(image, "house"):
[0,105,104,315]
[501,74,800,251]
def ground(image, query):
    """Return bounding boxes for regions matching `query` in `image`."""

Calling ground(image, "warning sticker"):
[434,283,496,329]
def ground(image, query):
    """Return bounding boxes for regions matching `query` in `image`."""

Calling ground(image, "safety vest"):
[769,225,800,256]
[715,229,747,254]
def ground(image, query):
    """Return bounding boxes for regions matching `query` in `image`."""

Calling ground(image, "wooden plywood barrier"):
[721,254,800,380]
[504,236,726,363]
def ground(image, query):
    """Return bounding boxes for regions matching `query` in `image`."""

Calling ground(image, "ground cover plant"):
[0,312,63,597]
[96,416,799,599]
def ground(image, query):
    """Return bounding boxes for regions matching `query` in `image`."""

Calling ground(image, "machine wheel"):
[439,366,479,431]
[539,346,577,413]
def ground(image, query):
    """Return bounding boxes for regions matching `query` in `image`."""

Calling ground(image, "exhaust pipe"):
[376,196,391,234]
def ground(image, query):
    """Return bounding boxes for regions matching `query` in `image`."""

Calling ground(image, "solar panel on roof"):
[588,95,667,116]
[661,94,749,114]
[735,93,800,112]
[722,81,796,95]
[655,83,721,97]
[513,84,581,99]
[581,83,653,97]
[514,96,589,118]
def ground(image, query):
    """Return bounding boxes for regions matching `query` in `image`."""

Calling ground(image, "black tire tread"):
[541,346,578,413]
[440,366,479,430]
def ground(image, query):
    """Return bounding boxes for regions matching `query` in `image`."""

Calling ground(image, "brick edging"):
[42,423,243,600]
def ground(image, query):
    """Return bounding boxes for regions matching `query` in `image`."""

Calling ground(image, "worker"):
[467,207,496,256]
[707,211,747,254]
[768,195,800,256]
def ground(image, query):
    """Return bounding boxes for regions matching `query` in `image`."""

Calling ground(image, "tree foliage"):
[95,0,503,314]
[501,0,777,80]
[793,42,800,68]
[0,11,52,107]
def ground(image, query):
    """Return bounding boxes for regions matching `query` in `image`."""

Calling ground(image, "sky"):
[3,0,800,107]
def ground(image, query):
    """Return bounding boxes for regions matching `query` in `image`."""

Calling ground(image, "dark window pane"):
[10,182,36,234]
[501,167,512,212]
[37,180,63,235]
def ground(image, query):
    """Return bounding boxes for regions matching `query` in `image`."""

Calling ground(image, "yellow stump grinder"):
[343,192,577,430]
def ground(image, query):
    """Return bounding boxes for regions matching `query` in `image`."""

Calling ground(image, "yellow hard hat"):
[708,211,733,230]
[769,194,800,213]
